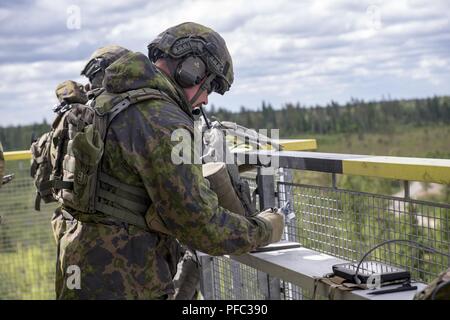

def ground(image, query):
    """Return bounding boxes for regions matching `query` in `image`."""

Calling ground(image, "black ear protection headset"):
[148,36,230,95]
[175,55,208,89]
[149,35,230,127]
[176,54,213,128]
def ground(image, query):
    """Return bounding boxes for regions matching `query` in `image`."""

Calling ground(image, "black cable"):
[353,239,450,284]
[199,106,211,129]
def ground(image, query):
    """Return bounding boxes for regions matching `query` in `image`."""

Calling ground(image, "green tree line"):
[210,96,450,136]
[1,96,449,151]
[0,120,50,151]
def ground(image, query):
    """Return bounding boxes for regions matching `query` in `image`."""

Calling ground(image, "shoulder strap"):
[91,87,175,230]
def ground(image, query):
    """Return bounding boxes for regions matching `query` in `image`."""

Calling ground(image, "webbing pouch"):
[61,124,104,212]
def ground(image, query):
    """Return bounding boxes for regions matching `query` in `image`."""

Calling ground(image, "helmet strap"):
[189,73,215,105]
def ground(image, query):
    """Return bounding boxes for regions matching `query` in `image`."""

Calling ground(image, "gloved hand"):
[257,208,285,244]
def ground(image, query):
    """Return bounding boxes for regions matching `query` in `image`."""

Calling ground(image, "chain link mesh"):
[1,160,449,300]
[0,159,57,299]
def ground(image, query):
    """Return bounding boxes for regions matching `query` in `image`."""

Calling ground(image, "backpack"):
[31,80,89,209]
[31,84,173,230]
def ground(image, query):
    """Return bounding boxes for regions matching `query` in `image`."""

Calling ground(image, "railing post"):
[257,271,281,300]
[256,166,281,300]
[404,180,410,199]
[231,260,243,299]
[268,274,281,300]
[198,253,215,300]
[257,167,276,209]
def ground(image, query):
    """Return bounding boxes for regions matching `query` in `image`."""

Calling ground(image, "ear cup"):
[175,56,207,88]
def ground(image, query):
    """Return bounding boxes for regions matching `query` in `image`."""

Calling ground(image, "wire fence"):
[278,181,450,283]
[207,170,450,300]
[0,159,57,299]
[209,256,265,300]
[1,159,449,300]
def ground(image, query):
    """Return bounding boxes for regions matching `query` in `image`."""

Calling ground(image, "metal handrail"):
[240,150,450,184]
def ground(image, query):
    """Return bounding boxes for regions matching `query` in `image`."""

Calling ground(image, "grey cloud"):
[1,0,449,126]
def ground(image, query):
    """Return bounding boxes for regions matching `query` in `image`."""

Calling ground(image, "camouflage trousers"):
[52,208,185,299]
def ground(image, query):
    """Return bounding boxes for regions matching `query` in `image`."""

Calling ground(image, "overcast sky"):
[0,0,449,126]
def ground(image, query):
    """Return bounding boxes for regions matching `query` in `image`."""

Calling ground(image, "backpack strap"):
[95,173,150,230]
[31,131,58,211]
[92,88,175,230]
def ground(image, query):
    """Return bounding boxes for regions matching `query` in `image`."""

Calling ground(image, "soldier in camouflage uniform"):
[51,45,131,296]
[0,142,5,188]
[0,141,4,188]
[81,45,131,102]
[0,141,13,187]
[57,22,284,299]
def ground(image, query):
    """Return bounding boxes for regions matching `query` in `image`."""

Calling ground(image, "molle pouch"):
[30,131,56,209]
[61,124,104,212]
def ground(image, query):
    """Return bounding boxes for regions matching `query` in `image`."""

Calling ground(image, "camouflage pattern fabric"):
[414,267,450,300]
[148,22,233,95]
[46,80,88,245]
[52,45,130,296]
[57,51,273,299]
[55,80,87,104]
[81,45,130,89]
[85,45,130,70]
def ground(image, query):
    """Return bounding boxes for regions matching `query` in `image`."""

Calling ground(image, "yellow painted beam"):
[278,139,317,151]
[343,156,450,184]
[226,137,318,151]
[7,148,450,184]
[4,150,32,161]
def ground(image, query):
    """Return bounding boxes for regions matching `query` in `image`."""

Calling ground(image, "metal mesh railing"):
[277,182,450,283]
[280,280,325,300]
[0,159,57,299]
[209,255,324,300]
[210,256,265,300]
[207,170,449,300]
[209,170,324,300]
[2,159,449,300]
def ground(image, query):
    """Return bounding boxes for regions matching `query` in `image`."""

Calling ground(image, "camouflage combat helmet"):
[81,45,130,89]
[147,22,234,95]
[55,80,87,104]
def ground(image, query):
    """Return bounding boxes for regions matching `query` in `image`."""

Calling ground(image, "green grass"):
[287,124,450,195]
[0,160,57,300]
[0,244,55,299]
[290,124,450,158]
[0,124,448,299]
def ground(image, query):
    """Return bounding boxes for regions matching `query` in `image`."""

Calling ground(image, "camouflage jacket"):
[57,52,273,300]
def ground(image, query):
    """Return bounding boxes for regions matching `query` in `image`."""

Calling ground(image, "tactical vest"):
[31,88,175,230]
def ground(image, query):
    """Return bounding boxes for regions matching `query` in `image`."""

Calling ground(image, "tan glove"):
[257,208,285,244]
